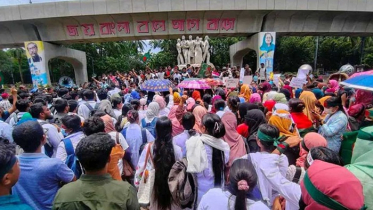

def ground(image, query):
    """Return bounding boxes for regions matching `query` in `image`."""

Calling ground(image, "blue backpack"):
[141,118,157,138]
[63,138,83,178]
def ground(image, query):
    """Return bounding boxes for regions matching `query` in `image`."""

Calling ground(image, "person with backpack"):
[12,121,75,210]
[29,103,63,158]
[82,116,127,180]
[198,159,270,210]
[135,116,182,209]
[122,110,154,168]
[173,112,198,157]
[77,90,97,120]
[52,133,139,210]
[141,102,160,138]
[186,113,230,204]
[56,115,85,178]
[52,99,69,127]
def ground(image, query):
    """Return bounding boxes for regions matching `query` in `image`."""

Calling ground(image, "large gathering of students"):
[0,66,372,210]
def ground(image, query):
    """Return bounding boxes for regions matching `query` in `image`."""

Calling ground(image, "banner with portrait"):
[258,32,276,77]
[24,41,48,88]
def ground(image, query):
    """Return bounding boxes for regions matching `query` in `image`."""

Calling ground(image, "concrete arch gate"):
[43,42,87,87]
[4,0,373,85]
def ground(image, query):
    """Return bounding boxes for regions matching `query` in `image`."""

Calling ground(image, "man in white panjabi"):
[256,63,267,83]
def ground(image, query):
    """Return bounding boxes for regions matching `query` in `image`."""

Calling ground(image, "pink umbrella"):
[178,80,211,89]
[350,70,373,79]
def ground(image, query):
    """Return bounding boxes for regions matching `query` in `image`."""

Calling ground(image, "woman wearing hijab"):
[192,90,204,107]
[346,126,373,209]
[269,109,299,165]
[193,105,208,134]
[141,102,160,138]
[288,99,314,137]
[239,84,251,102]
[221,112,247,171]
[245,110,267,153]
[326,79,339,94]
[154,95,170,117]
[283,81,294,98]
[279,88,291,101]
[300,160,364,210]
[299,91,317,122]
[210,95,222,114]
[348,104,366,131]
[168,92,184,137]
[138,98,147,122]
[295,132,327,167]
[273,93,287,104]
[249,93,261,104]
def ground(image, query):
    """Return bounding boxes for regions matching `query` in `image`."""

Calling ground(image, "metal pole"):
[360,37,366,64]
[314,36,319,73]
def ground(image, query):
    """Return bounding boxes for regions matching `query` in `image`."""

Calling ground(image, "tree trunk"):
[18,58,24,84]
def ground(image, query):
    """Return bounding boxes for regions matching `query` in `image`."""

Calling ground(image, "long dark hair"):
[115,104,133,132]
[153,116,175,210]
[202,113,226,187]
[228,159,258,210]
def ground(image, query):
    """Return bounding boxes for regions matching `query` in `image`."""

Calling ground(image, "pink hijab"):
[296,132,327,167]
[193,106,207,134]
[301,160,364,210]
[210,95,222,113]
[154,95,166,109]
[249,93,261,103]
[101,114,115,133]
[221,112,247,167]
[168,105,184,137]
[326,79,339,93]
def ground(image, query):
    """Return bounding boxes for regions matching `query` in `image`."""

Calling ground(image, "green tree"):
[7,48,26,83]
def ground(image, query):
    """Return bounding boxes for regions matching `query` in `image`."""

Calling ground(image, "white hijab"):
[145,102,160,123]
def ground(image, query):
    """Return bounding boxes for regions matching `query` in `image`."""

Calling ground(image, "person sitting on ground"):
[12,121,75,210]
[0,137,32,209]
[198,159,269,210]
[52,133,140,210]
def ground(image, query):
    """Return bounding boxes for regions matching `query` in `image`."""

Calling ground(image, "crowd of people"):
[0,65,372,210]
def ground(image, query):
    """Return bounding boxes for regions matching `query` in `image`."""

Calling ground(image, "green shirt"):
[52,174,140,210]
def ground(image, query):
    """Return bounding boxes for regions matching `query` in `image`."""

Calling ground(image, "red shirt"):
[237,123,249,138]
[291,112,313,129]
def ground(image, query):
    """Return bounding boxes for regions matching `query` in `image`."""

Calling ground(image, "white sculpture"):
[181,35,189,64]
[194,36,203,64]
[176,38,184,65]
[203,35,210,64]
[188,35,195,64]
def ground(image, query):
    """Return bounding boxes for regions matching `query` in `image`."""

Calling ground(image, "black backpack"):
[84,102,100,117]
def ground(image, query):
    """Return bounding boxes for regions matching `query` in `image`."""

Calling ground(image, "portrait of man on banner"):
[26,42,42,63]
[24,41,48,88]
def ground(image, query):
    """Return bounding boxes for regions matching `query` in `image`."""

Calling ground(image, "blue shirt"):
[0,194,32,210]
[13,153,74,210]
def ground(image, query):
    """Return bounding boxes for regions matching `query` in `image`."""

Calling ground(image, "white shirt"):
[173,130,193,157]
[8,112,27,127]
[157,72,165,80]
[158,107,170,117]
[77,100,97,120]
[0,120,13,142]
[257,67,266,80]
[113,109,122,119]
[173,73,182,81]
[37,119,64,158]
[56,131,85,162]
[67,112,85,123]
[198,188,269,210]
[242,153,301,210]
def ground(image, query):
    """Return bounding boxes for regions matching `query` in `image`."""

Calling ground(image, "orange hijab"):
[239,84,251,102]
[299,91,317,122]
[268,109,298,136]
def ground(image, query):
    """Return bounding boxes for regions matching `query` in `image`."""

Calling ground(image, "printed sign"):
[273,74,281,86]
[226,78,239,88]
[242,76,253,85]
[24,41,48,88]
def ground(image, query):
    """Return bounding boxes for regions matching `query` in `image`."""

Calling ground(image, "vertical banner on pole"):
[258,32,276,77]
[24,41,48,88]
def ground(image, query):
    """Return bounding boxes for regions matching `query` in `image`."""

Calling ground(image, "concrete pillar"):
[229,34,259,68]
[43,42,87,86]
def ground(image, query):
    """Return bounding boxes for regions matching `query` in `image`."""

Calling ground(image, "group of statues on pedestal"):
[176,35,211,65]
